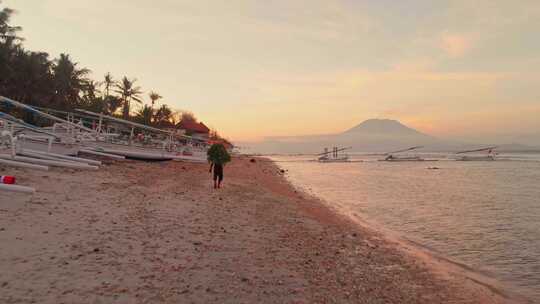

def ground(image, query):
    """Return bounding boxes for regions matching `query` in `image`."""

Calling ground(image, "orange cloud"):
[440,33,473,57]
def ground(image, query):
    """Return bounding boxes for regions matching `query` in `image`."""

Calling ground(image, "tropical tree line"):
[0,2,200,129]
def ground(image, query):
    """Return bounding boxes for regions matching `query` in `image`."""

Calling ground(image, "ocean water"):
[272,153,540,301]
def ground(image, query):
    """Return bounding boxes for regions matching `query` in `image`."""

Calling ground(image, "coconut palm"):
[134,104,153,125]
[84,79,100,100]
[51,53,90,110]
[148,91,162,109]
[103,72,115,97]
[3,49,52,104]
[0,2,26,101]
[114,76,143,119]
[101,72,121,114]
[153,104,174,128]
[79,80,110,113]
[0,2,22,43]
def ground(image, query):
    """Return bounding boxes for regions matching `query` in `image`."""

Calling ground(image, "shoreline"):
[267,158,529,304]
[273,157,538,304]
[0,155,528,303]
[275,167,519,298]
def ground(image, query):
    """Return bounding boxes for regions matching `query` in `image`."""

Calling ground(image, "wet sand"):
[0,156,522,303]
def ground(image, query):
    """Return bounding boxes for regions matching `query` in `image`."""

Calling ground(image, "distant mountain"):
[249,119,446,154]
[343,119,428,137]
[244,119,539,154]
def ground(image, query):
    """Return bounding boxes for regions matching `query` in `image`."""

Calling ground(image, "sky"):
[4,0,540,144]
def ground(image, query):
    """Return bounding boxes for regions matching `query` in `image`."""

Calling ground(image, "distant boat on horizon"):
[317,146,351,163]
[455,147,497,161]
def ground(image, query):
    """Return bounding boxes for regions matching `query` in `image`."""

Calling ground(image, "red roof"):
[208,139,234,149]
[177,120,210,133]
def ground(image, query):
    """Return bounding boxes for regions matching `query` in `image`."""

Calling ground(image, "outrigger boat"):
[0,96,96,156]
[1,96,176,161]
[1,96,210,162]
[0,111,80,156]
[379,146,425,161]
[0,113,101,171]
[455,147,497,161]
[317,146,351,162]
[75,109,209,162]
[74,109,176,161]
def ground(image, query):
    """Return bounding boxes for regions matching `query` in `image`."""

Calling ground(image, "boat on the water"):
[455,147,497,161]
[379,146,425,161]
[317,147,351,162]
[383,154,424,162]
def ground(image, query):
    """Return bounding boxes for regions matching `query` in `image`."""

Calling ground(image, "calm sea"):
[271,153,540,301]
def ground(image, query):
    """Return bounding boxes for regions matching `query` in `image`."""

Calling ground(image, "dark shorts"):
[213,166,223,182]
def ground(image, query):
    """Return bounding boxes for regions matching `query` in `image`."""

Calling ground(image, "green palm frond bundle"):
[207,143,231,165]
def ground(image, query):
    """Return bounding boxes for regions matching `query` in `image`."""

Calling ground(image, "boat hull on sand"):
[18,137,79,156]
[318,157,350,163]
[381,156,425,162]
[86,143,206,162]
[456,155,495,161]
[91,146,173,161]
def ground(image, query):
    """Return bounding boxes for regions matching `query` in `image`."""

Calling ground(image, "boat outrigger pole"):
[76,108,205,144]
[0,112,60,139]
[456,147,497,154]
[0,96,95,133]
[316,146,352,156]
[385,146,423,155]
[75,108,174,135]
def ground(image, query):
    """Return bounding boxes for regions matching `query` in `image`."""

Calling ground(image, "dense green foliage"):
[207,144,231,165]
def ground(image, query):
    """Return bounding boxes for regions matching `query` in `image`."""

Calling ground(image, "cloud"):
[440,33,473,57]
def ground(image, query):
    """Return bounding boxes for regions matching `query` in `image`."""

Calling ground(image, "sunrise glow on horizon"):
[6,0,540,143]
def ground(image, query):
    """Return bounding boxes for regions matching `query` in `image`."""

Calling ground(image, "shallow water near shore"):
[272,153,540,301]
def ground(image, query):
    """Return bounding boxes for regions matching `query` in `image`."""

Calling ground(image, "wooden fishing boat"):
[75,109,209,161]
[1,96,210,162]
[383,155,425,162]
[86,142,174,161]
[455,147,497,161]
[378,146,425,161]
[317,147,351,162]
[17,135,80,156]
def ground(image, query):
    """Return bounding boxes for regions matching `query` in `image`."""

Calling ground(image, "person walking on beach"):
[207,143,231,189]
[209,161,224,189]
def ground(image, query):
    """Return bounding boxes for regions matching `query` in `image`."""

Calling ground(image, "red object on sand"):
[0,176,16,184]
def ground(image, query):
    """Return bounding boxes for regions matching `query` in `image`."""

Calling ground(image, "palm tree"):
[102,72,121,114]
[103,72,115,97]
[114,76,143,119]
[134,104,153,125]
[0,2,23,43]
[52,53,90,110]
[0,1,26,100]
[153,104,173,128]
[83,79,100,100]
[3,49,52,104]
[80,80,109,113]
[148,91,162,110]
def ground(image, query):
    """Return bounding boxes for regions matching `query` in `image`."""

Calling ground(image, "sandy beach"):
[0,156,520,303]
